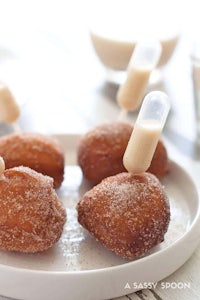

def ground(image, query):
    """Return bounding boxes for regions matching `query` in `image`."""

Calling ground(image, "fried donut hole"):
[0,166,66,253]
[77,122,169,185]
[0,132,65,188]
[77,172,170,259]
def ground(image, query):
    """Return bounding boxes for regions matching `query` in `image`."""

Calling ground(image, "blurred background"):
[0,0,199,144]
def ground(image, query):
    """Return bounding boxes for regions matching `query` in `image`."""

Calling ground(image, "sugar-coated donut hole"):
[77,172,170,259]
[78,122,169,184]
[0,166,66,253]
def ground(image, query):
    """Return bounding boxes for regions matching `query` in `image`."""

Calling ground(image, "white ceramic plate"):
[0,134,199,300]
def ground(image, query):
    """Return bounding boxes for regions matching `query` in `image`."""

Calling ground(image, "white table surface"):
[0,1,200,299]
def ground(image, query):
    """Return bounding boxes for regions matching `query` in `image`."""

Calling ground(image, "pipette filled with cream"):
[0,81,21,131]
[117,42,162,120]
[123,91,170,174]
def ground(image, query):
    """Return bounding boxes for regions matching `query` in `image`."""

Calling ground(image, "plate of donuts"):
[0,132,200,300]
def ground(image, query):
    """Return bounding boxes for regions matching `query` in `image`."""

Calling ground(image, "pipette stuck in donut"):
[117,42,162,114]
[0,81,20,124]
[123,90,170,174]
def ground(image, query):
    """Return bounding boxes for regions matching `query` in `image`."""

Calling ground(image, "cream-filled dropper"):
[0,156,5,176]
[123,90,170,174]
[117,42,162,120]
[0,81,21,131]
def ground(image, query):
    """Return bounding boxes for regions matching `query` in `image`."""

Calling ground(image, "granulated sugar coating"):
[78,122,133,184]
[77,122,169,185]
[77,172,170,259]
[0,132,65,188]
[0,166,66,253]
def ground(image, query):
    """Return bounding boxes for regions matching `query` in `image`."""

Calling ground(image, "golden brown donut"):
[0,166,66,253]
[77,122,169,184]
[148,139,169,178]
[77,172,170,259]
[0,132,65,188]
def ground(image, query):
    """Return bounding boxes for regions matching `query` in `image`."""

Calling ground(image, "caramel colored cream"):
[117,67,152,111]
[123,120,162,174]
[90,32,179,71]
[89,0,180,71]
[117,42,161,111]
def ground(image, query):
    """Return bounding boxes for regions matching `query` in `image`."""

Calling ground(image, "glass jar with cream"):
[89,0,180,84]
